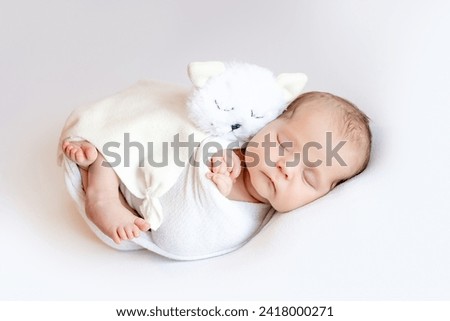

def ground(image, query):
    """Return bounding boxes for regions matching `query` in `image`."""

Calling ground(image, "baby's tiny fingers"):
[210,156,222,167]
[211,173,233,196]
[218,162,229,175]
[210,157,222,173]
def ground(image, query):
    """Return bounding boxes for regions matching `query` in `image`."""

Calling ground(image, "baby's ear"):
[188,61,226,88]
[276,73,308,102]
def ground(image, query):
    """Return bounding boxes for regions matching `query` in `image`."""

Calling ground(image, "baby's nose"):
[231,123,241,131]
[276,159,293,180]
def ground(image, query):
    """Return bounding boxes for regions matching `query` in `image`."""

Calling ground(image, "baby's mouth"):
[263,171,276,192]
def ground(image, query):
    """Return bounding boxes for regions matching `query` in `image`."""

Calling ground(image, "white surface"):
[1,0,449,300]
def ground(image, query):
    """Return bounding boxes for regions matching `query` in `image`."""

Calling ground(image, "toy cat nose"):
[231,123,241,131]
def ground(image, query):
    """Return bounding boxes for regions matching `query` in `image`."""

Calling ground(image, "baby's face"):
[245,103,362,212]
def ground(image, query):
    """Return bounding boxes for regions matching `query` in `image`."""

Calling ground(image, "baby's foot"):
[62,140,98,169]
[85,196,151,244]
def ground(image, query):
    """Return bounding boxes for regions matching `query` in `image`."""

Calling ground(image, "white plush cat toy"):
[187,61,308,143]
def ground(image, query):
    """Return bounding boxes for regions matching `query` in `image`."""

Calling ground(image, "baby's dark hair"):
[282,91,372,183]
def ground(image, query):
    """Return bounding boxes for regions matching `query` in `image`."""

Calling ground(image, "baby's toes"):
[62,142,69,153]
[63,143,72,155]
[111,231,121,244]
[69,146,79,160]
[117,227,128,241]
[135,218,150,231]
[124,225,135,239]
[62,141,72,153]
[75,149,86,163]
[85,147,96,162]
[132,225,141,238]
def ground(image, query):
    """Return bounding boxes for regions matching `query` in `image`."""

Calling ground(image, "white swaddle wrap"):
[121,137,274,259]
[57,80,207,230]
[58,81,274,260]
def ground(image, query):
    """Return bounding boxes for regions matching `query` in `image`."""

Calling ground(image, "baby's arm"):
[206,149,242,196]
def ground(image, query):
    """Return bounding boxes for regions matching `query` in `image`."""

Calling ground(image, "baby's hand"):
[209,150,241,182]
[206,149,241,196]
[206,171,233,196]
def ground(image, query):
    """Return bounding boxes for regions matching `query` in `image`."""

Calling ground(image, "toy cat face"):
[187,62,307,142]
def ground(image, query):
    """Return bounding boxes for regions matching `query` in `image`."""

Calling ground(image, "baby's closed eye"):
[277,134,293,151]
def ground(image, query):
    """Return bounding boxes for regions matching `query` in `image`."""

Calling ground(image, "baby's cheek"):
[274,188,308,212]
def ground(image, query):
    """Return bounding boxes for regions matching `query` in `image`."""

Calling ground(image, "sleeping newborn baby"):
[62,91,371,258]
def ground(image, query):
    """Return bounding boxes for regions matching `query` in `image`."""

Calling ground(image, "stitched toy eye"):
[251,110,264,119]
[215,100,234,111]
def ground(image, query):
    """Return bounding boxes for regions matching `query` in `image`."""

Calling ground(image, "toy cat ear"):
[276,73,308,102]
[188,61,226,88]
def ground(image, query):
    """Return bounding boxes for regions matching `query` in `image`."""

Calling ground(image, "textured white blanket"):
[121,137,274,259]
[58,81,274,259]
[61,149,274,260]
[57,80,207,230]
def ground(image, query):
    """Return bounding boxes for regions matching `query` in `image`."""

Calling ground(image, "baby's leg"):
[63,140,150,244]
[84,154,150,244]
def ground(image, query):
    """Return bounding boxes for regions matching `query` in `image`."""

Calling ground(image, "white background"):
[1,0,449,300]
